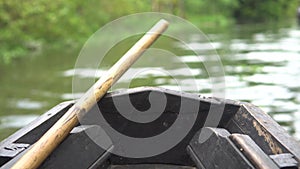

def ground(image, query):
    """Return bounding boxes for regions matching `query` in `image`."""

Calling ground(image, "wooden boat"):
[0,87,299,169]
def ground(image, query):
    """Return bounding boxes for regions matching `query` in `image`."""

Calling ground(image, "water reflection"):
[221,25,300,139]
[63,67,202,80]
[170,24,300,139]
[0,22,300,141]
[178,42,223,51]
[13,99,45,110]
[0,115,39,128]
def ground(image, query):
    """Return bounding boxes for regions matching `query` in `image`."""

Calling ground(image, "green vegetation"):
[234,0,299,22]
[0,0,299,63]
[185,0,239,27]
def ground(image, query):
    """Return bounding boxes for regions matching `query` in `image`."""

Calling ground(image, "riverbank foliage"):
[0,0,299,63]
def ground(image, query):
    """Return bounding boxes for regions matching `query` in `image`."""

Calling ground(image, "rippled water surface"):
[1,21,300,141]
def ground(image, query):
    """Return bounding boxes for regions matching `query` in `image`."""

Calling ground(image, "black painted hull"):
[0,87,299,169]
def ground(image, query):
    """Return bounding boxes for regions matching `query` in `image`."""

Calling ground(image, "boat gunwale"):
[1,86,299,167]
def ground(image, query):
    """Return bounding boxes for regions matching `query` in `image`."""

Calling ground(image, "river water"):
[0,21,300,141]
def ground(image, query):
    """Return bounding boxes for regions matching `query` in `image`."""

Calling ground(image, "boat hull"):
[0,87,299,168]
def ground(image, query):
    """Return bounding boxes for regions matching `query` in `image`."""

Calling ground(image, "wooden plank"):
[1,125,112,169]
[230,134,278,169]
[187,127,255,169]
[269,153,298,168]
[225,103,300,163]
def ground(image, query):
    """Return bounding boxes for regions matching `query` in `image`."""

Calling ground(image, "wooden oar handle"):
[11,19,169,169]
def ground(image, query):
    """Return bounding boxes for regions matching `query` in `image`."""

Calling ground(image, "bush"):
[0,0,299,63]
[234,0,299,22]
[0,0,149,63]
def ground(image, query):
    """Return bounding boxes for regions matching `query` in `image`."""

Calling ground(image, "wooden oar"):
[12,19,169,169]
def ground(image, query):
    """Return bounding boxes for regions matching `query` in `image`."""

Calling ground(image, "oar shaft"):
[11,19,169,169]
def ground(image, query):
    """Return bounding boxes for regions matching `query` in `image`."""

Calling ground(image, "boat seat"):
[187,127,298,169]
[0,125,112,169]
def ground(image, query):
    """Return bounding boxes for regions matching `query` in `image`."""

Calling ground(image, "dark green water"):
[1,21,300,141]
